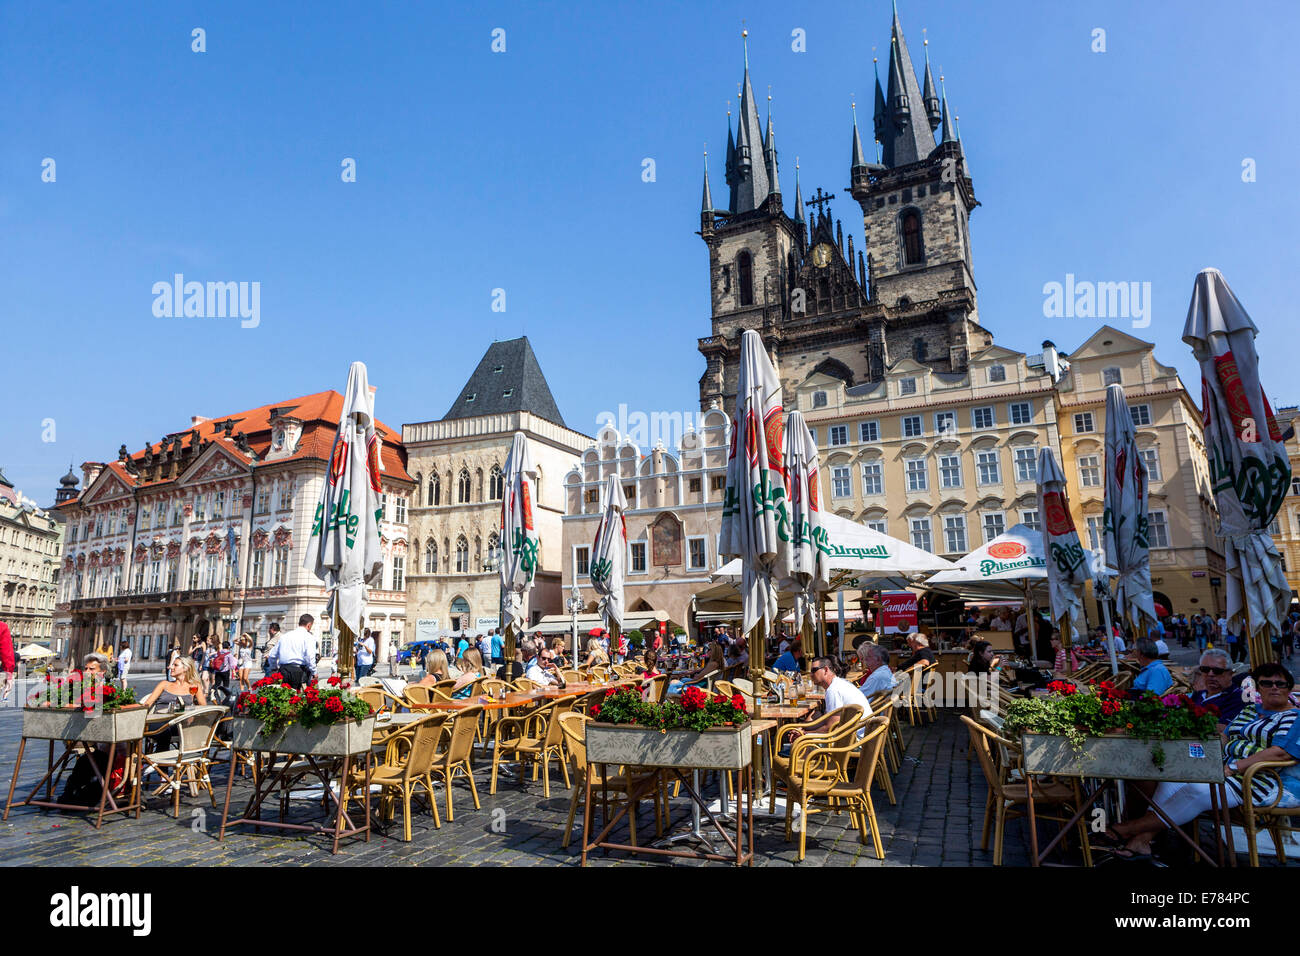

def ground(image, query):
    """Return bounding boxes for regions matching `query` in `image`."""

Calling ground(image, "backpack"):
[216,650,233,673]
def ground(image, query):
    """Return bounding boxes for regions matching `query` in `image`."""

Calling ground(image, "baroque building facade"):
[1269,405,1300,610]
[53,390,413,666]
[402,338,589,640]
[0,470,63,648]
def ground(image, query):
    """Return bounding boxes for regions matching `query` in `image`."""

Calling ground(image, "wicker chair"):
[490,696,575,797]
[349,713,447,841]
[1233,759,1300,866]
[429,705,484,822]
[785,715,890,861]
[403,684,435,707]
[557,712,662,849]
[768,706,864,814]
[356,686,406,715]
[142,705,227,817]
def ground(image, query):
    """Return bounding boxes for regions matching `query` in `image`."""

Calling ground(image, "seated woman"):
[550,637,570,669]
[414,650,452,687]
[966,640,1000,675]
[450,649,487,698]
[58,653,132,807]
[1103,662,1300,859]
[581,636,609,670]
[666,642,725,696]
[141,655,207,713]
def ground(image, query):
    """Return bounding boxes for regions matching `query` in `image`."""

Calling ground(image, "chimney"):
[81,461,105,488]
[1041,340,1070,385]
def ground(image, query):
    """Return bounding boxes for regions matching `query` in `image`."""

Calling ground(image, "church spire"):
[793,156,804,224]
[764,90,781,199]
[939,73,957,144]
[851,99,867,170]
[876,3,938,167]
[701,147,713,213]
[921,31,942,131]
[731,29,770,212]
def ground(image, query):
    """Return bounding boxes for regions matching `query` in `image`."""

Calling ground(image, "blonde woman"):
[451,648,487,699]
[141,655,207,713]
[415,649,451,686]
[582,637,609,669]
[236,634,255,692]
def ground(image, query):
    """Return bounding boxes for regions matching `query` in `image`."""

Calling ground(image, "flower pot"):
[228,715,376,757]
[1020,733,1224,783]
[21,705,148,744]
[586,722,752,770]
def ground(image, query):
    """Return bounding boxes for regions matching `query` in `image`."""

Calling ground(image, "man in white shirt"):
[355,628,376,678]
[1217,616,1228,644]
[521,636,566,689]
[272,613,318,689]
[781,658,872,748]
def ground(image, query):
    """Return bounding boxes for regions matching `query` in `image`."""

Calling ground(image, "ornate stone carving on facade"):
[187,537,202,554]
[204,533,223,554]
[272,526,292,549]
[133,545,147,562]
[166,540,181,559]
[251,528,270,550]
[87,551,100,567]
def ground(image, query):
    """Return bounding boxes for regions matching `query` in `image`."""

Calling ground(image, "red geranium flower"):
[590,704,601,718]
[681,686,707,712]
[605,687,616,697]
[327,675,342,687]
[325,697,344,714]
[731,693,746,711]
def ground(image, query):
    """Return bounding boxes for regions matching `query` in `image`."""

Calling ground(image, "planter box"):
[22,705,148,744]
[587,722,752,771]
[228,715,376,757]
[1020,733,1224,783]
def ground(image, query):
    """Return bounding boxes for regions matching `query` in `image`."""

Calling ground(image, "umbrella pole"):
[1024,583,1037,663]
[1099,594,1119,677]
[335,606,355,680]
[750,622,765,721]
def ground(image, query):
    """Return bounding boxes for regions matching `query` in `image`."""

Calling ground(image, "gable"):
[83,468,133,505]
[175,442,250,487]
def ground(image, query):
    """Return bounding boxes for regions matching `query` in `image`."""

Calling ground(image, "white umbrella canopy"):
[1182,269,1294,657]
[589,473,628,634]
[719,330,788,640]
[780,411,827,636]
[304,361,385,668]
[18,644,56,660]
[1037,447,1088,632]
[500,432,540,648]
[1102,383,1158,631]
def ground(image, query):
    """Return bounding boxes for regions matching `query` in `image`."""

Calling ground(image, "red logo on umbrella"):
[745,410,761,466]
[1042,491,1076,537]
[1113,448,1127,490]
[329,440,349,485]
[520,481,534,531]
[764,408,785,476]
[987,542,1025,560]
[366,435,382,494]
[807,465,820,512]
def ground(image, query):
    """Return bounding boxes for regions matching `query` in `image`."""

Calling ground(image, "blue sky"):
[2,0,1297,501]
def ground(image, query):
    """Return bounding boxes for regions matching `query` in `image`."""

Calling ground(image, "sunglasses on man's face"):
[1198,666,1229,675]
[1257,679,1291,689]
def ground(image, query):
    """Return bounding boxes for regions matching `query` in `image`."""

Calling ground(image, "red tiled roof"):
[65,389,412,505]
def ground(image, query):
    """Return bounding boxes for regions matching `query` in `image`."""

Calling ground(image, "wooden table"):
[413,693,542,713]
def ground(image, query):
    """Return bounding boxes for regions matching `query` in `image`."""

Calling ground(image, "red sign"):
[987,541,1025,560]
[878,591,918,634]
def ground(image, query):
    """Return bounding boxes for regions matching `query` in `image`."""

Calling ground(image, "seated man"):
[773,639,804,674]
[1130,638,1173,696]
[855,643,896,696]
[521,637,566,689]
[1190,648,1245,727]
[781,657,873,754]
[898,633,936,671]
[724,635,749,674]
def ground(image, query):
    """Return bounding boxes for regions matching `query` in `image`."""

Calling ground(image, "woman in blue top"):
[1104,662,1299,859]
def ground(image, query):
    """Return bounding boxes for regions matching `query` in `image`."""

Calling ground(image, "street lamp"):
[566,581,584,667]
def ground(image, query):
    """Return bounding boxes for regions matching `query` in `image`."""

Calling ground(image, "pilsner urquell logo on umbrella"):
[1102,383,1157,630]
[500,432,540,636]
[1037,447,1087,629]
[588,475,628,633]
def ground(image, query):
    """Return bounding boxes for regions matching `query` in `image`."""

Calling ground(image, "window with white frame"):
[630,541,647,573]
[982,512,1005,542]
[205,553,220,589]
[934,411,956,438]
[866,519,888,534]
[1292,477,1300,496]
[392,554,404,591]
[1009,401,1033,425]
[943,515,967,554]
[905,457,928,491]
[939,454,963,488]
[1079,455,1101,487]
[900,378,917,396]
[1148,510,1170,548]
[831,466,852,498]
[256,492,270,515]
[687,537,707,570]
[1015,447,1038,482]
[829,425,848,446]
[1103,367,1122,386]
[194,496,205,520]
[251,549,265,587]
[988,365,1006,383]
[1074,412,1095,434]
[859,421,879,443]
[861,462,883,496]
[1129,404,1152,426]
[1140,447,1161,482]
[214,492,225,519]
[972,407,995,430]
[187,561,200,590]
[273,547,289,586]
[976,449,1001,485]
[148,559,161,592]
[394,496,408,523]
[1086,516,1103,550]
[278,485,292,511]
[910,517,933,552]
[379,493,388,519]
[902,415,923,438]
[575,546,590,576]
[139,509,150,532]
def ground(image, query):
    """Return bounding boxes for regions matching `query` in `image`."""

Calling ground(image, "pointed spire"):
[793,157,804,222]
[851,99,867,170]
[939,72,957,144]
[765,90,780,198]
[877,4,938,167]
[701,147,713,213]
[732,27,770,212]
[872,51,886,144]
[921,30,942,131]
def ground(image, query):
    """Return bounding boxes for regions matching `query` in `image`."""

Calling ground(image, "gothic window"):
[455,536,469,574]
[414,472,423,507]
[737,251,754,307]
[424,538,438,574]
[913,337,927,362]
[900,208,924,266]
[457,469,471,503]
[489,465,504,501]
[487,531,499,559]
[475,468,484,501]
[428,473,440,506]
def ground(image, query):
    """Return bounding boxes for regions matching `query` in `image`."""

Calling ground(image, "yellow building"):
[1048,326,1225,618]
[1271,405,1300,611]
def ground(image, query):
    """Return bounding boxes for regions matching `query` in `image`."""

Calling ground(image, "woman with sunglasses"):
[1103,662,1300,859]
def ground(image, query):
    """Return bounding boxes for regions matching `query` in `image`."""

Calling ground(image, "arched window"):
[487,531,500,559]
[428,473,440,507]
[424,538,438,574]
[737,251,754,307]
[913,337,928,362]
[455,536,469,573]
[901,209,924,266]
[489,465,504,501]
[475,468,484,502]
[457,469,471,504]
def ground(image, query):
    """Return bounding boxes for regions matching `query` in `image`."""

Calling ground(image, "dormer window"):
[503,389,513,398]
[466,393,476,403]
[1103,367,1122,386]
[812,391,828,408]
[989,365,1006,383]
[493,365,504,373]
[900,377,917,396]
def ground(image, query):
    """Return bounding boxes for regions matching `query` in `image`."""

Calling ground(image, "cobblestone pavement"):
[0,645,1290,868]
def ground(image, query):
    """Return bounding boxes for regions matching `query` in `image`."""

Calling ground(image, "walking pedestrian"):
[236,634,254,692]
[355,627,376,678]
[0,620,15,705]
[262,622,281,671]
[116,640,133,681]
[272,614,318,689]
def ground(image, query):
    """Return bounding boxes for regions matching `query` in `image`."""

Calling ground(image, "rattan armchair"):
[557,712,662,849]
[1234,759,1300,866]
[785,715,890,861]
[429,705,484,822]
[356,686,407,715]
[349,713,446,841]
[490,696,576,797]
[768,706,864,814]
[141,706,227,817]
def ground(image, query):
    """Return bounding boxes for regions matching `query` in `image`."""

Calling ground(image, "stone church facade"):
[698,9,988,412]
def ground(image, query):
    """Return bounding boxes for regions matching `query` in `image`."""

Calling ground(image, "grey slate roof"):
[874,9,938,168]
[442,336,567,428]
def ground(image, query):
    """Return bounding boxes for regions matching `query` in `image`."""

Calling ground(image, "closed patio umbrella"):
[1036,447,1088,641]
[1182,268,1294,665]
[1102,383,1158,636]
[500,432,540,663]
[589,474,628,663]
[780,411,827,657]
